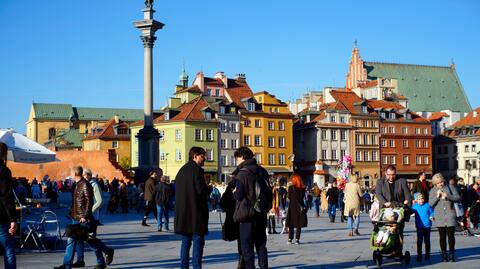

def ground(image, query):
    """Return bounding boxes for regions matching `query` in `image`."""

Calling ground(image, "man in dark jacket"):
[0,142,16,269]
[326,181,340,222]
[174,147,212,269]
[55,166,106,269]
[155,175,172,232]
[411,172,431,203]
[375,165,412,209]
[142,169,161,227]
[233,147,269,269]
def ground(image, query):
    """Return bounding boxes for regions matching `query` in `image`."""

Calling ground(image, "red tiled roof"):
[366,100,429,123]
[396,93,408,100]
[428,112,449,121]
[357,80,378,88]
[328,90,367,115]
[224,80,254,109]
[84,117,131,140]
[204,77,225,87]
[176,85,202,94]
[452,108,480,127]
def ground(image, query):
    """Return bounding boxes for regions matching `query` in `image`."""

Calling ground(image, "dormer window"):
[204,112,212,120]
[215,89,220,96]
[248,102,255,111]
[361,105,368,113]
[165,112,170,121]
[389,113,396,120]
[405,113,411,120]
[330,115,336,123]
[380,112,386,119]
[220,106,226,114]
[206,88,212,96]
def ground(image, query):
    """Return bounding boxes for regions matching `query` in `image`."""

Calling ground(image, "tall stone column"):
[133,0,164,182]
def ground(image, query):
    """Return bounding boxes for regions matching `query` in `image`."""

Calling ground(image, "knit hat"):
[432,173,445,185]
[414,193,424,200]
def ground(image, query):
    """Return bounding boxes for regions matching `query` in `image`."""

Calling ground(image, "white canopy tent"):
[0,129,57,164]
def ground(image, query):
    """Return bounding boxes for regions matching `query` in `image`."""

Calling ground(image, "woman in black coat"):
[285,174,308,244]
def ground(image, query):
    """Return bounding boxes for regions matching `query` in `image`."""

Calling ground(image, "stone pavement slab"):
[10,206,480,269]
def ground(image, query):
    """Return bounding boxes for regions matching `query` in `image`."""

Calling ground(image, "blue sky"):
[1,0,479,133]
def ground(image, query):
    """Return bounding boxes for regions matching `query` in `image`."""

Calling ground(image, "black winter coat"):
[220,179,239,241]
[174,161,211,235]
[0,164,16,224]
[144,177,156,202]
[285,186,307,228]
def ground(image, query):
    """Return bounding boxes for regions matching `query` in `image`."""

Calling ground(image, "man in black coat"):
[326,181,340,223]
[233,147,269,269]
[375,165,412,209]
[155,176,173,232]
[142,169,161,227]
[174,147,212,269]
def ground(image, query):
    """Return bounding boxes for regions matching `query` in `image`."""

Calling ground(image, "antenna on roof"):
[354,39,358,48]
[450,58,455,69]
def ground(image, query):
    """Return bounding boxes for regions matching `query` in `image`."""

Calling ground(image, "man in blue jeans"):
[326,181,340,222]
[174,147,212,269]
[54,166,106,269]
[0,142,17,269]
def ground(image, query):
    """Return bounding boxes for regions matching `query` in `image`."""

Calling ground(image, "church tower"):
[179,67,189,88]
[345,42,368,90]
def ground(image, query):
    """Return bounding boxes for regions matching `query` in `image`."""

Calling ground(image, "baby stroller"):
[468,202,480,231]
[370,207,411,266]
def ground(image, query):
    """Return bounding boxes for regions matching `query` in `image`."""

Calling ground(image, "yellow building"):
[26,103,143,146]
[82,116,132,165]
[240,91,294,178]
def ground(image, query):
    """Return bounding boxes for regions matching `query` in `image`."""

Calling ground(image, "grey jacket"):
[429,184,461,228]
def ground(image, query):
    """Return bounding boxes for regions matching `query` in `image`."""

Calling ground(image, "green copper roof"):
[33,103,73,120]
[364,62,472,113]
[32,103,144,121]
[44,128,83,148]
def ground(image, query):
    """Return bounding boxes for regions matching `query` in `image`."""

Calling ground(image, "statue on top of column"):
[145,0,154,8]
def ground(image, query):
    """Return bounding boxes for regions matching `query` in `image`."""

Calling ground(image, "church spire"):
[179,64,189,88]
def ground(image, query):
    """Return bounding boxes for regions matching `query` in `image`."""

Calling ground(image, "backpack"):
[241,166,273,214]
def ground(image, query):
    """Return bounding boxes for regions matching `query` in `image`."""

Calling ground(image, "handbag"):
[447,185,464,218]
[64,223,90,241]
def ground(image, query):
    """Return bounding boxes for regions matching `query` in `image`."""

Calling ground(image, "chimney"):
[114,115,119,123]
[214,71,228,87]
[474,111,478,118]
[234,73,246,83]
[194,72,205,91]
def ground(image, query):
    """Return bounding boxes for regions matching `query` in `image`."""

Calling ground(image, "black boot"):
[332,216,335,223]
[425,245,430,261]
[416,251,422,262]
[441,251,449,262]
[329,216,333,223]
[141,218,149,227]
[237,255,245,269]
[449,251,456,262]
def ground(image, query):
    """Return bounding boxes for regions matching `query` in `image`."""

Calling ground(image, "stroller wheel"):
[404,251,411,264]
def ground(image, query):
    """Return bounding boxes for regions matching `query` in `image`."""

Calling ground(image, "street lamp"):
[165,153,169,180]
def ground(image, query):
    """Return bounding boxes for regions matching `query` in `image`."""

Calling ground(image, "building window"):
[381,127,386,133]
[159,130,165,142]
[390,156,396,164]
[176,149,182,161]
[268,121,275,130]
[255,119,261,128]
[230,122,238,132]
[244,135,251,146]
[112,141,118,148]
[268,136,275,147]
[220,122,227,132]
[356,150,361,161]
[361,105,367,113]
[331,130,337,140]
[403,155,409,165]
[215,89,220,96]
[371,121,377,128]
[255,153,262,164]
[221,155,227,166]
[321,130,327,140]
[372,151,378,161]
[220,106,226,114]
[341,130,347,141]
[403,140,408,148]
[356,134,361,145]
[402,127,408,134]
[371,134,377,144]
[415,156,421,165]
[465,145,469,152]
[331,150,337,160]
[279,154,286,165]
[381,139,386,148]
[195,129,202,140]
[423,140,428,148]
[206,149,214,161]
[48,128,56,140]
[364,151,369,161]
[221,139,227,149]
[248,102,255,111]
[231,156,237,167]
[231,139,238,149]
[415,128,420,134]
[422,128,428,135]
[472,144,476,152]
[322,150,327,159]
[382,156,388,164]
[389,127,395,133]
[355,120,360,127]
[254,135,261,146]
[279,121,285,131]
[244,120,251,127]
[206,129,214,141]
[268,154,275,165]
[423,156,429,165]
[363,120,368,128]
[330,115,336,122]
[340,116,346,123]
[416,140,420,148]
[389,113,396,120]
[279,137,285,148]
[341,150,346,160]
[389,140,395,147]
[175,129,182,141]
[363,134,369,145]
[380,112,386,119]
[160,151,165,161]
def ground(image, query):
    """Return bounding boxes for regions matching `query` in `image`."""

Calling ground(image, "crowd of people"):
[1,140,480,269]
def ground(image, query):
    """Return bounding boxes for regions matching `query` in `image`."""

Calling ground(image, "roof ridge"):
[365,61,452,69]
[182,96,203,120]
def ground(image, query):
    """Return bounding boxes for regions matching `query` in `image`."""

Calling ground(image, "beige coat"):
[343,182,363,216]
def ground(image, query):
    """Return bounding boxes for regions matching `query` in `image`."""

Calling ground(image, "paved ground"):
[8,195,480,269]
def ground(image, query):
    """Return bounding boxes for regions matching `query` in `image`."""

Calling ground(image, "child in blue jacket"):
[412,193,434,262]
